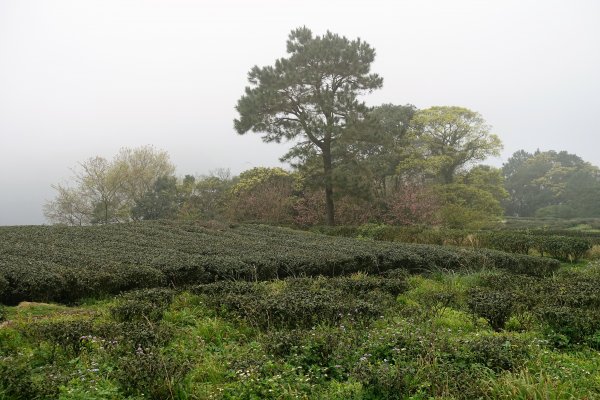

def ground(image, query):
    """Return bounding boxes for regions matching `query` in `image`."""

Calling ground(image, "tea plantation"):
[1,221,599,399]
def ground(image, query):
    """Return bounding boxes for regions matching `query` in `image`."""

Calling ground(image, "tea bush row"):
[0,221,559,305]
[193,276,405,329]
[468,267,600,346]
[317,224,592,261]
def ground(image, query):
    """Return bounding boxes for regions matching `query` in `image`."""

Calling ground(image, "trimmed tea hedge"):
[316,225,592,261]
[0,221,559,304]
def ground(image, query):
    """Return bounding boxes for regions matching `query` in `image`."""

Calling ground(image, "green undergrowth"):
[2,263,600,399]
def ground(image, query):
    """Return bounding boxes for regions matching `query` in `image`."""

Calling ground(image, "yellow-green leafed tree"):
[403,106,502,184]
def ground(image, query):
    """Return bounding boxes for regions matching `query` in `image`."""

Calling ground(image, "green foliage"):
[231,167,293,195]
[131,175,179,220]
[402,106,502,184]
[228,167,297,224]
[536,269,600,346]
[463,333,531,372]
[536,235,591,261]
[110,288,175,323]
[503,149,600,218]
[0,353,68,399]
[45,145,176,225]
[3,262,600,399]
[0,221,561,305]
[23,318,95,357]
[234,27,383,225]
[178,172,234,221]
[319,224,594,263]
[479,231,536,254]
[435,183,504,228]
[467,287,515,331]
[195,277,391,330]
[0,274,8,302]
[115,347,190,399]
[356,223,390,240]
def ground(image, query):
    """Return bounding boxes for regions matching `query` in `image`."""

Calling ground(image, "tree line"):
[45,27,600,227]
[44,145,600,229]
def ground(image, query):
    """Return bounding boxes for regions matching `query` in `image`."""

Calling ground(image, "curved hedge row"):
[0,221,560,305]
[481,232,591,261]
[315,225,592,261]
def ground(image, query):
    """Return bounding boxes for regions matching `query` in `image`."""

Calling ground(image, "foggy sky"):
[1,0,599,225]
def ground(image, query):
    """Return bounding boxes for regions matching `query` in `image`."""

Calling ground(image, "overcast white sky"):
[1,0,599,225]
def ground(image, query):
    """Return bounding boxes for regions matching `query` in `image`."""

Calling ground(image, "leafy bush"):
[195,278,386,329]
[0,354,68,400]
[0,274,8,301]
[537,306,600,346]
[535,271,600,345]
[263,327,354,377]
[467,288,515,331]
[525,228,600,245]
[462,333,531,372]
[536,235,591,261]
[23,318,95,357]
[0,256,71,305]
[115,347,190,399]
[319,224,595,262]
[0,222,560,306]
[479,232,535,254]
[110,288,175,323]
[351,358,406,399]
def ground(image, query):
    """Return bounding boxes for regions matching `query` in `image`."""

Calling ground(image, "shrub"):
[351,358,406,399]
[196,279,385,330]
[474,271,543,312]
[356,223,391,241]
[107,321,174,352]
[586,245,600,260]
[115,347,190,399]
[23,318,95,357]
[0,257,70,305]
[535,272,600,345]
[263,327,352,378]
[110,288,175,323]
[0,274,8,301]
[314,274,408,298]
[467,288,515,331]
[535,235,592,261]
[479,232,535,254]
[0,354,68,400]
[462,333,531,372]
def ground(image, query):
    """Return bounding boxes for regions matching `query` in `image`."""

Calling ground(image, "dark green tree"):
[502,150,600,217]
[501,149,532,180]
[131,175,179,220]
[335,103,417,197]
[178,171,234,221]
[234,27,383,225]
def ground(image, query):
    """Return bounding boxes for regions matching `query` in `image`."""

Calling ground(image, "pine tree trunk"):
[322,145,335,226]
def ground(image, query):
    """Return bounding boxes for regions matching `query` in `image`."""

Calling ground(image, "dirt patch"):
[17,301,54,308]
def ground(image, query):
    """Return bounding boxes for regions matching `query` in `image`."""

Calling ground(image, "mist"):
[1,0,599,225]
